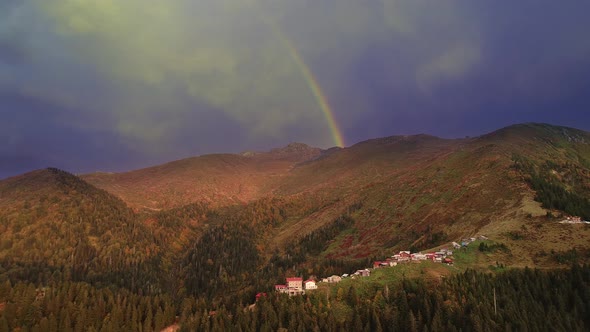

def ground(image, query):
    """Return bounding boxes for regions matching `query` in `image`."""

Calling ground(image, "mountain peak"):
[271,142,316,153]
[479,123,589,144]
[0,167,105,206]
[264,142,323,162]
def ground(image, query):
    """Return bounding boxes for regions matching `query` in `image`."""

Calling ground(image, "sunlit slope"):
[266,123,590,259]
[1,123,589,302]
[79,123,590,261]
[82,143,322,211]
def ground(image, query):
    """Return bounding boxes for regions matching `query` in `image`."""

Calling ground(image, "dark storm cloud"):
[1,1,590,178]
[342,1,590,140]
[0,91,136,178]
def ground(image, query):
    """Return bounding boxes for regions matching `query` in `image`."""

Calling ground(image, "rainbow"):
[267,21,345,147]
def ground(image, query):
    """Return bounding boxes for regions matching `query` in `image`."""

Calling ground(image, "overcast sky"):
[2,0,590,179]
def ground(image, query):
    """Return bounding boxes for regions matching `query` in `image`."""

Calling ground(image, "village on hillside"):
[272,235,489,296]
[559,216,590,224]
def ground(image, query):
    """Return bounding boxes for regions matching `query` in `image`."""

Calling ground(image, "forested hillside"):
[1,265,588,331]
[1,123,590,330]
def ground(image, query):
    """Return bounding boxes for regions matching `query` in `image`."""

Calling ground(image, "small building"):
[304,279,317,290]
[341,274,349,278]
[286,277,304,296]
[373,261,382,269]
[276,277,304,296]
[287,277,303,289]
[397,256,410,262]
[357,269,370,277]
[411,253,427,261]
[275,285,288,294]
[452,242,461,249]
[443,257,454,265]
[327,275,342,283]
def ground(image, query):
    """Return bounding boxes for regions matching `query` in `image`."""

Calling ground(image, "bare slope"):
[82,143,322,211]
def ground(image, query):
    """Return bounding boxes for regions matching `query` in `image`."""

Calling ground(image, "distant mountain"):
[81,143,323,211]
[1,123,590,301]
[81,123,590,260]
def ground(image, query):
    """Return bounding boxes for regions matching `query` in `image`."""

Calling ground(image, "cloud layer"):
[2,1,590,177]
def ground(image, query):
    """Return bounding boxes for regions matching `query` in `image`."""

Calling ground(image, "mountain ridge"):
[1,122,590,309]
[2,123,590,256]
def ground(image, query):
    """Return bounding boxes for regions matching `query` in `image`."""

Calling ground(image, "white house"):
[327,275,342,283]
[357,269,371,277]
[304,279,317,290]
[411,253,427,261]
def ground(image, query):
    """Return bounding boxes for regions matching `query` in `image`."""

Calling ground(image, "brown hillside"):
[82,143,321,211]
[4,123,589,270]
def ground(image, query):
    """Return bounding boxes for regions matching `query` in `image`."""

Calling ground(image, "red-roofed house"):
[285,277,304,295]
[286,277,303,289]
[398,251,411,262]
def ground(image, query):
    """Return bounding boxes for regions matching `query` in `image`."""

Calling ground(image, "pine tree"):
[143,306,153,332]
[0,317,9,332]
[59,311,73,332]
[154,307,166,331]
[47,313,58,332]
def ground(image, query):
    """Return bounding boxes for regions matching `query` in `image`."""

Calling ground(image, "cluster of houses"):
[274,235,489,296]
[559,216,590,224]
[274,277,316,296]
[457,235,488,247]
[373,248,455,267]
[274,270,373,296]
